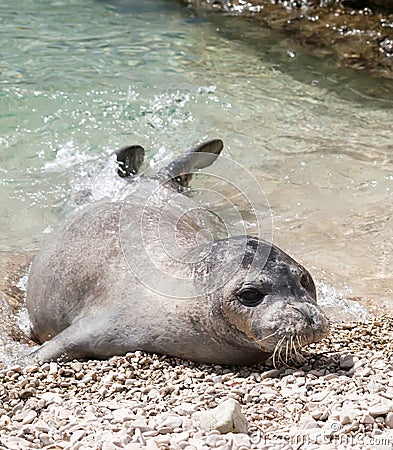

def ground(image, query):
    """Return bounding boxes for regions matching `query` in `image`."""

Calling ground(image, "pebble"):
[153,435,171,445]
[39,433,53,446]
[49,362,58,374]
[112,408,133,423]
[205,434,226,447]
[339,354,355,370]
[368,403,392,417]
[102,442,119,450]
[159,414,183,429]
[70,429,87,444]
[129,420,151,432]
[260,369,279,380]
[174,403,197,415]
[198,399,248,434]
[385,412,393,428]
[231,433,251,447]
[361,414,375,424]
[0,319,392,450]
[340,414,351,425]
[310,410,324,420]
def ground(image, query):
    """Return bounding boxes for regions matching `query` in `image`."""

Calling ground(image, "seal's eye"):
[300,273,310,290]
[237,288,265,307]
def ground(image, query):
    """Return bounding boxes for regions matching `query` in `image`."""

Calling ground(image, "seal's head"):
[197,235,329,365]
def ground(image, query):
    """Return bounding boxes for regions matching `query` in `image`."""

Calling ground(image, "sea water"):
[1,0,392,361]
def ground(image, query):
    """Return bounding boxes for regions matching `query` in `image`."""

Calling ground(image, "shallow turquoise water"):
[1,0,392,323]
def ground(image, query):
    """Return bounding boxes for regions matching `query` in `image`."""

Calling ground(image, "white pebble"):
[385,412,393,428]
[199,399,248,434]
[49,362,58,374]
[369,403,392,417]
[70,429,87,444]
[21,410,37,425]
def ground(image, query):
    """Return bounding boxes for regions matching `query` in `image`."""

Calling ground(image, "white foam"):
[317,280,370,322]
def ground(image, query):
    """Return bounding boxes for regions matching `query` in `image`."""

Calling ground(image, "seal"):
[26,139,329,365]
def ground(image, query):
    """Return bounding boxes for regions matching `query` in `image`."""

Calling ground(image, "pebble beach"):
[1,318,392,450]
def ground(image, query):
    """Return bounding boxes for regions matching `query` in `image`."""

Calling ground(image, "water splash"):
[317,280,370,322]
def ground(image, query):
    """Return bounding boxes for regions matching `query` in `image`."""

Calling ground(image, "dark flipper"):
[113,145,145,178]
[161,139,224,188]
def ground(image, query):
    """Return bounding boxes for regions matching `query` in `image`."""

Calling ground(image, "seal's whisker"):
[285,338,290,363]
[275,339,282,367]
[281,338,291,367]
[294,338,304,364]
[272,340,278,368]
[253,329,279,347]
[294,337,304,364]
[275,336,288,368]
[280,342,286,366]
[290,336,296,359]
[290,335,297,363]
[293,335,307,364]
[296,335,304,350]
[292,335,299,360]
[272,336,284,369]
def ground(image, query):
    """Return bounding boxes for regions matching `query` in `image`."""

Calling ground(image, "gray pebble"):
[340,354,355,370]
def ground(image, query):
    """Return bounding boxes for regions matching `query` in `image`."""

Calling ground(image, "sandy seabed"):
[0,318,392,450]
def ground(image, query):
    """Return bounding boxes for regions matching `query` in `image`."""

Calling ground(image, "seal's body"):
[26,140,329,365]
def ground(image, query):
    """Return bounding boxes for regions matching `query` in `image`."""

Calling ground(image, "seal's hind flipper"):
[162,139,224,188]
[113,145,145,178]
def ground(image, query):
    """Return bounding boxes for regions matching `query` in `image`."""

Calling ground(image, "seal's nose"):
[290,302,330,340]
[291,304,315,326]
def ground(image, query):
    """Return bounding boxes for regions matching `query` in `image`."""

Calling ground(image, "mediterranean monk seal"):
[25,139,329,365]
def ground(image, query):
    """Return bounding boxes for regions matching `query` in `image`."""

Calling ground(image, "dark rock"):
[180,0,393,79]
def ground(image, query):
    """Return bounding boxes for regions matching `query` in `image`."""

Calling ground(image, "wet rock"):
[181,0,393,81]
[363,0,393,11]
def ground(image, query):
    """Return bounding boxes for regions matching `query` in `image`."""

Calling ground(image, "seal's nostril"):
[290,304,315,327]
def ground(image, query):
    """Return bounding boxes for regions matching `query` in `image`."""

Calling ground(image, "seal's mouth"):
[251,302,330,367]
[251,332,310,367]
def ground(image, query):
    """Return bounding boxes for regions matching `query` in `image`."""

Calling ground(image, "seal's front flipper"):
[25,315,121,364]
[26,335,69,364]
[113,145,145,178]
[161,139,224,188]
